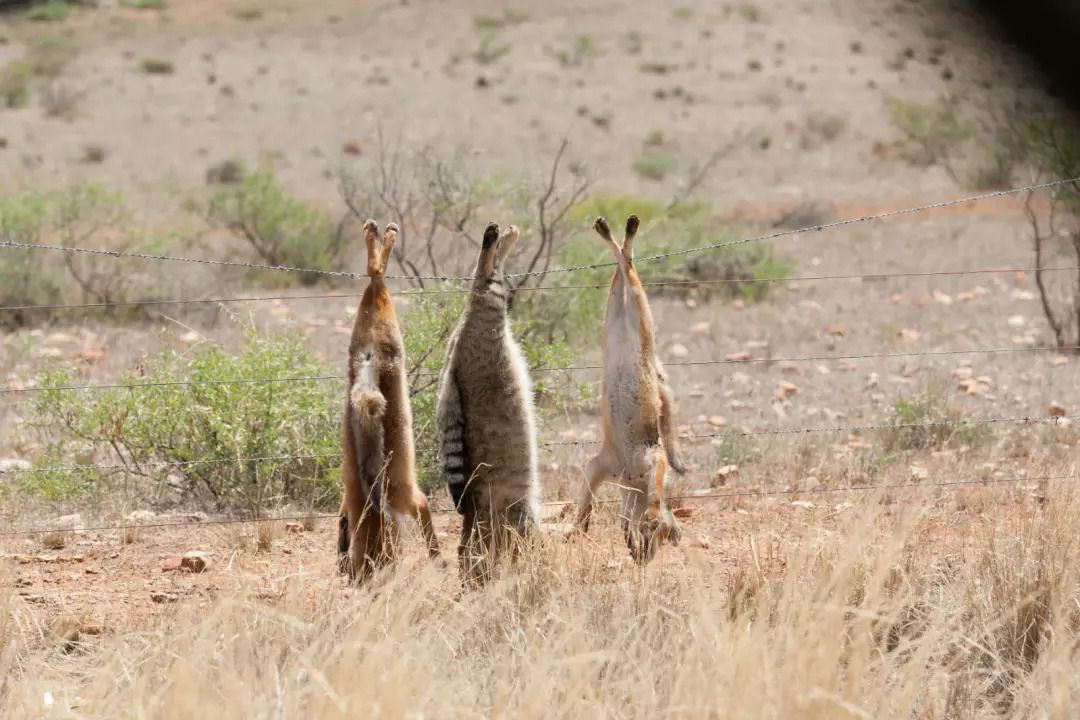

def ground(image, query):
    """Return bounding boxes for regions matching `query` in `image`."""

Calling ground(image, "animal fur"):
[575,214,685,563]
[437,222,540,583]
[337,219,440,582]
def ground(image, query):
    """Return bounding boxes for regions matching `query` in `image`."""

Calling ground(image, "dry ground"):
[3,0,1080,716]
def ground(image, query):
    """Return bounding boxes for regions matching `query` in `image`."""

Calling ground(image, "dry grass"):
[2,482,1079,717]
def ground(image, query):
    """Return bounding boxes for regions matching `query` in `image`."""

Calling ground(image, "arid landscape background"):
[3,0,1080,717]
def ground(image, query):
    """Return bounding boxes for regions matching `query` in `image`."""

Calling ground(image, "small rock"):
[76,347,106,363]
[932,290,953,305]
[1010,289,1036,301]
[180,331,200,343]
[161,556,183,572]
[725,351,751,362]
[691,321,711,334]
[1050,356,1069,368]
[692,534,710,549]
[1007,315,1026,328]
[714,464,739,484]
[1049,402,1067,418]
[708,415,726,428]
[685,298,697,309]
[898,328,921,342]
[775,381,799,400]
[669,343,690,359]
[825,324,845,337]
[778,361,800,374]
[0,458,31,474]
[180,551,212,573]
[791,500,815,510]
[151,592,179,604]
[910,466,929,481]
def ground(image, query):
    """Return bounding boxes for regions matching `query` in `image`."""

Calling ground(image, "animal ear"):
[363,219,381,277]
[380,223,398,274]
[495,224,520,265]
[622,214,640,258]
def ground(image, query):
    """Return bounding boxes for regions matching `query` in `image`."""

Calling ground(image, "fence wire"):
[0,472,1064,539]
[0,264,1075,313]
[4,344,1077,394]
[1,178,1073,284]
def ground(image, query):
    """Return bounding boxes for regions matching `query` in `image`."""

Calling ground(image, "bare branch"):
[666,128,750,211]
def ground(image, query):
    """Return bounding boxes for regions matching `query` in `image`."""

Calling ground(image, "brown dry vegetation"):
[3,0,1080,715]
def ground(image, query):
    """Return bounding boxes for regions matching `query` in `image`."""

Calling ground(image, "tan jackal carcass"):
[337,219,440,582]
[575,214,686,563]
[437,222,540,583]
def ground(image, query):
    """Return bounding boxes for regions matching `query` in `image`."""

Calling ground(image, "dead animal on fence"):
[437,222,540,585]
[338,219,440,583]
[575,214,687,563]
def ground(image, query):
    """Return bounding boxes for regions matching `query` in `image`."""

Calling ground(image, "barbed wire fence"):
[1,177,1079,538]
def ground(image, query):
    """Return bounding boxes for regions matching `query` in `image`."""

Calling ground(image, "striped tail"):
[437,371,470,513]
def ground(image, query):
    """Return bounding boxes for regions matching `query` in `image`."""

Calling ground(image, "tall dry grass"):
[1,486,1078,718]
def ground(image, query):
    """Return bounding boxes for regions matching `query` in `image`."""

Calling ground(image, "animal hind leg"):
[621,214,640,261]
[393,487,441,559]
[576,448,616,534]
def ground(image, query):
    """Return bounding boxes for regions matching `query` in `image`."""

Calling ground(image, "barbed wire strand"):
[0,412,1072,477]
[0,264,1072,313]
[509,177,1080,278]
[1,178,1074,284]
[0,472,1065,538]
[5,344,1077,394]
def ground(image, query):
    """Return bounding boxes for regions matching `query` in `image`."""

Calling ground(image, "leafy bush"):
[207,168,346,286]
[0,191,62,328]
[140,58,175,75]
[26,329,341,511]
[881,392,989,451]
[633,146,679,181]
[0,183,162,328]
[888,95,971,169]
[519,195,792,344]
[27,1,71,22]
[0,35,77,109]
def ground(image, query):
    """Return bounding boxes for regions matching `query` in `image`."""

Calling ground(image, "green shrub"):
[521,195,792,343]
[633,146,679,181]
[881,392,989,451]
[27,1,71,22]
[27,329,341,511]
[887,95,970,168]
[207,168,345,286]
[0,191,62,328]
[0,36,76,109]
[473,9,528,31]
[140,58,175,75]
[554,34,599,68]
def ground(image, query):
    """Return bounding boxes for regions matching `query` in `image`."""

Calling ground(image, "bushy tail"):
[437,371,470,513]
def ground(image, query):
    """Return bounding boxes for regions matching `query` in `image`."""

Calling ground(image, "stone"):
[179,551,211,573]
[0,459,31,474]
